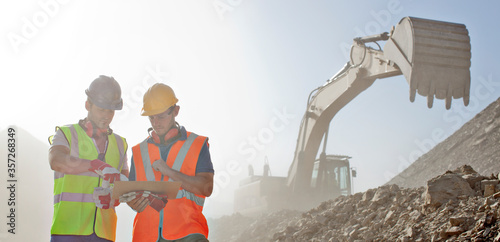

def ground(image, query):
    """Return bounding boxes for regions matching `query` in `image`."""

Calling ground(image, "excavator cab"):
[310,155,352,202]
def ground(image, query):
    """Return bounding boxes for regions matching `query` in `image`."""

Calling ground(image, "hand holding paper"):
[93,174,128,209]
[93,187,119,209]
[120,191,168,212]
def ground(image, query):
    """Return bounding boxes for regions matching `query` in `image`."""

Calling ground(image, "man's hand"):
[89,159,121,183]
[144,191,168,212]
[124,191,168,212]
[126,192,151,213]
[93,187,119,209]
[152,159,169,173]
[120,191,143,203]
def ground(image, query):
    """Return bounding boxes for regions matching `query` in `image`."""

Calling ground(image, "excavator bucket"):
[384,17,471,109]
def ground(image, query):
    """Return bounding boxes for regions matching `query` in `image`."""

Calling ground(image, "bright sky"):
[1,1,500,241]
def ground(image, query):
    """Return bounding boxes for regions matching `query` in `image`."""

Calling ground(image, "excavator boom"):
[286,17,471,207]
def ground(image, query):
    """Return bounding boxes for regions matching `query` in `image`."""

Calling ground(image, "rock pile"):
[209,98,500,241]
[209,165,500,241]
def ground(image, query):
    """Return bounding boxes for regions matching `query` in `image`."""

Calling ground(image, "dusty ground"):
[208,97,500,242]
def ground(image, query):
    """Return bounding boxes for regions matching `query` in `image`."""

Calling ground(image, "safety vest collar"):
[146,125,188,145]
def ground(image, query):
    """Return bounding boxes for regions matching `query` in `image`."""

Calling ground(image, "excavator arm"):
[286,17,471,198]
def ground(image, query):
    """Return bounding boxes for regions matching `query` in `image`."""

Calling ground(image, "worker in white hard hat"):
[125,83,214,242]
[48,75,129,242]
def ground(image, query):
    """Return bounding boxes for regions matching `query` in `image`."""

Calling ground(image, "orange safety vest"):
[131,131,209,241]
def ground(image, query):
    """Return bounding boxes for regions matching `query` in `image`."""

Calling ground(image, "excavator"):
[234,16,472,214]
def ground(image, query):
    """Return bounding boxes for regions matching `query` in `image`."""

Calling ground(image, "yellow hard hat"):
[141,83,178,116]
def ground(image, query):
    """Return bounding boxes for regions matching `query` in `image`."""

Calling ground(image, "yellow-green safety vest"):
[49,124,127,241]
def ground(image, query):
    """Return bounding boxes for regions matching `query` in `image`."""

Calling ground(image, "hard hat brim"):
[141,106,168,116]
[86,91,124,110]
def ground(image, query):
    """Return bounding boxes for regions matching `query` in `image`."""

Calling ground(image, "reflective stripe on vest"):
[131,131,209,241]
[49,124,127,241]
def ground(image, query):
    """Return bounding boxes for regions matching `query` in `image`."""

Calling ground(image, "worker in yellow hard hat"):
[48,75,129,241]
[124,83,214,242]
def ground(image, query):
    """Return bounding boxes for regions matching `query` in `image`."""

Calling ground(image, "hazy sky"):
[1,1,500,241]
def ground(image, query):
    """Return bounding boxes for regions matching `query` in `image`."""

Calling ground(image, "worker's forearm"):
[49,146,92,174]
[52,155,92,174]
[158,166,213,197]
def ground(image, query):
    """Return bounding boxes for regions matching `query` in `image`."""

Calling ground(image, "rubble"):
[210,166,500,241]
[209,98,500,241]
